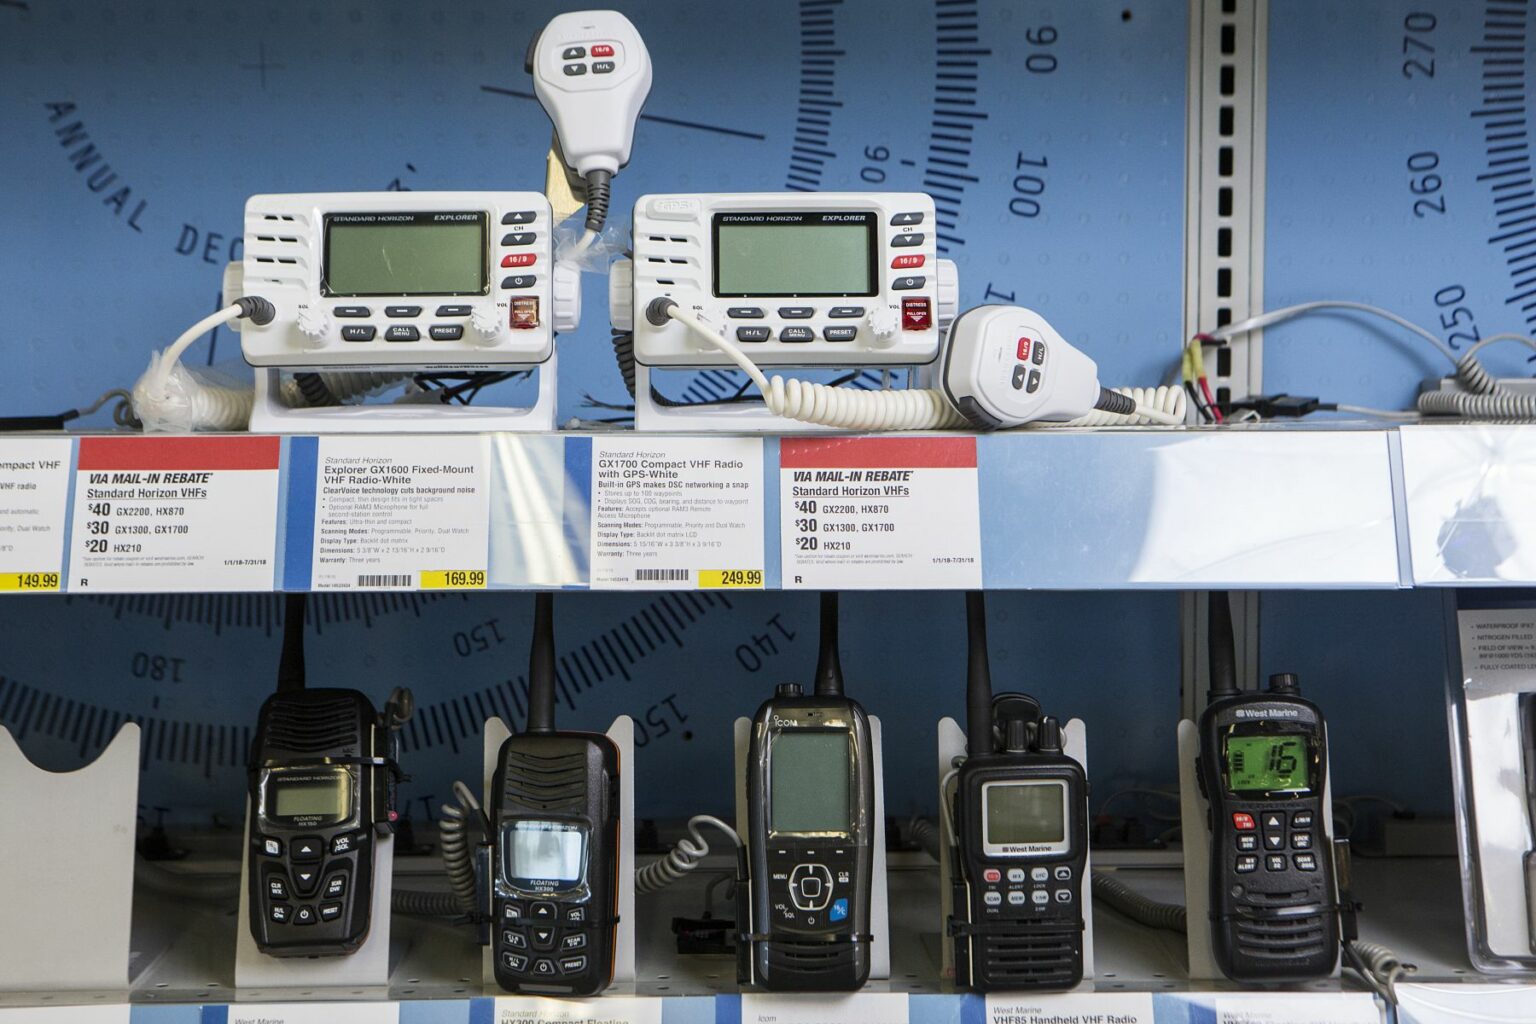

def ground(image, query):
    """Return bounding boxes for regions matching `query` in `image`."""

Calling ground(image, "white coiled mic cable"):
[132,299,274,431]
[656,301,1180,429]
[1047,385,1187,427]
[635,815,743,896]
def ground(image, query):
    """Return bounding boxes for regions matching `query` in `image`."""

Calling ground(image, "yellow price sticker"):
[419,569,488,590]
[0,571,62,593]
[698,569,765,589]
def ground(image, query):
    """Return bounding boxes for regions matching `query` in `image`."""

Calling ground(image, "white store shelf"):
[1,851,1518,1022]
[9,422,1536,593]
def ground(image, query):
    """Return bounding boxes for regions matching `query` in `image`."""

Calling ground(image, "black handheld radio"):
[247,594,412,957]
[949,592,1088,991]
[1196,592,1339,981]
[743,593,875,991]
[491,593,621,996]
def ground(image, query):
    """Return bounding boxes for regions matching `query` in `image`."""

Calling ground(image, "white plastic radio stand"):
[935,716,1096,987]
[0,724,139,994]
[1177,719,1341,980]
[733,715,892,984]
[480,716,637,991]
[247,351,560,435]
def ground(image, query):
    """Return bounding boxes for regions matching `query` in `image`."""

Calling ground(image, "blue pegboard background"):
[0,1,1476,830]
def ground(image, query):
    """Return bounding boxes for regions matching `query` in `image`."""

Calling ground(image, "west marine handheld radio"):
[491,593,621,996]
[949,593,1088,991]
[1196,592,1339,981]
[247,595,412,957]
[743,593,875,991]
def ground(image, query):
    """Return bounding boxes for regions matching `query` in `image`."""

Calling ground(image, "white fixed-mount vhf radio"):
[608,196,1186,432]
[136,10,652,434]
[236,192,576,433]
[610,192,960,431]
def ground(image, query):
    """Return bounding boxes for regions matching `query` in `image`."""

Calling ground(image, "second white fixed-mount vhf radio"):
[611,192,958,432]
[609,195,1187,432]
[134,10,653,434]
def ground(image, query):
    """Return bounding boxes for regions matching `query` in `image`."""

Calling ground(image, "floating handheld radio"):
[1196,592,1339,981]
[948,592,1088,991]
[247,595,412,957]
[743,593,875,991]
[491,593,621,995]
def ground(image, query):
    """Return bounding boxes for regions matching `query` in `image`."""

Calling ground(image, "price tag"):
[988,992,1153,1024]
[67,436,280,592]
[225,1003,399,1024]
[492,996,661,1024]
[780,437,982,589]
[589,437,765,589]
[741,992,908,1024]
[0,438,72,590]
[310,435,490,590]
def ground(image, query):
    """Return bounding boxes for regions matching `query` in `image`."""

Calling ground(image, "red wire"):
[1198,377,1224,424]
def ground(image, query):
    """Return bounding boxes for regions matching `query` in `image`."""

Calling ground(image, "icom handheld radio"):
[247,594,412,957]
[743,593,875,991]
[491,593,621,996]
[948,592,1088,991]
[1196,592,1339,981]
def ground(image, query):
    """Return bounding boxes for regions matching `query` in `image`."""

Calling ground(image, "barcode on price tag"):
[634,568,690,582]
[355,574,414,588]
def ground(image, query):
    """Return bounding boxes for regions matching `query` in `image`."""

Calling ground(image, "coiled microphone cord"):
[653,300,1179,430]
[635,815,743,896]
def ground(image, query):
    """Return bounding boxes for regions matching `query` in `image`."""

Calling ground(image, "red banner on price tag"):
[780,436,977,470]
[77,435,281,471]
